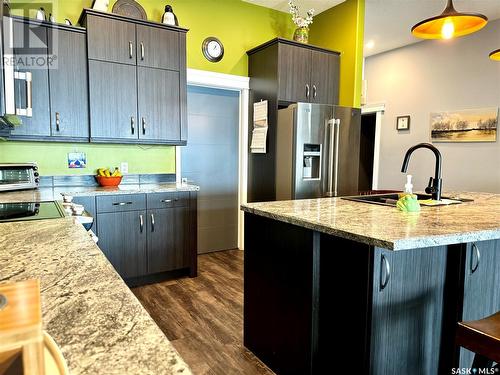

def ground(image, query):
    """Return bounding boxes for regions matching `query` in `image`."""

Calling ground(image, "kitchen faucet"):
[401,143,442,201]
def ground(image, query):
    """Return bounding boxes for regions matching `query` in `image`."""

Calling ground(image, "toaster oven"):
[0,163,40,191]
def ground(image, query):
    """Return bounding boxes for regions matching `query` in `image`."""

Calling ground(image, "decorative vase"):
[293,26,309,43]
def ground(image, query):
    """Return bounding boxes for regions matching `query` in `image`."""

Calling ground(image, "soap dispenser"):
[404,174,413,194]
[162,5,179,26]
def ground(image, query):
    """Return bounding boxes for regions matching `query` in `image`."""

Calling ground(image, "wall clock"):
[202,37,224,62]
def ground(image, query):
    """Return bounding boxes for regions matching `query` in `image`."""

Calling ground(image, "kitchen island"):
[0,190,192,374]
[241,193,500,375]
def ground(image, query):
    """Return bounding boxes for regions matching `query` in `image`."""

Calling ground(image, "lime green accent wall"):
[0,142,176,175]
[309,0,365,108]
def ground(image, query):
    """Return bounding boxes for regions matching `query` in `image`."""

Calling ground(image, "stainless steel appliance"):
[0,201,64,222]
[0,1,17,120]
[0,163,40,191]
[276,103,361,200]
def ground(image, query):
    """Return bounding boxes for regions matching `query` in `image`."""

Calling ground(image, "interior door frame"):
[179,68,250,250]
[361,103,385,190]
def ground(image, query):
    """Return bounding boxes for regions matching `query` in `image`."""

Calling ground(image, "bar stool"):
[456,311,500,368]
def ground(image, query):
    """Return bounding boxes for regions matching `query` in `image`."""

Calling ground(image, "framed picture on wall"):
[396,115,410,131]
[430,107,498,142]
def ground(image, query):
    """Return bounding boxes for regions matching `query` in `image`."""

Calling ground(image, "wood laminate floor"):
[132,249,274,375]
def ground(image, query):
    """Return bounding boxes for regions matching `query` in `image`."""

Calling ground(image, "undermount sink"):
[342,193,473,207]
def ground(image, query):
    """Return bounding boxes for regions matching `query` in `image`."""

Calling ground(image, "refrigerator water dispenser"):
[303,144,321,180]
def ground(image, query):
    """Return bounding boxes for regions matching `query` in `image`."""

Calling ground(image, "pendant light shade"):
[490,49,500,61]
[411,0,488,40]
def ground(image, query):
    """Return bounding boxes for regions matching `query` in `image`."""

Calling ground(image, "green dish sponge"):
[397,193,421,212]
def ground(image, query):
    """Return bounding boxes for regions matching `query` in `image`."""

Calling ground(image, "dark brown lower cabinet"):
[147,206,189,274]
[97,210,147,279]
[244,212,500,375]
[459,240,500,367]
[91,192,197,284]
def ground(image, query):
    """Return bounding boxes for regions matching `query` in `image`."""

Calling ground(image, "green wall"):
[0,142,176,176]
[309,0,365,108]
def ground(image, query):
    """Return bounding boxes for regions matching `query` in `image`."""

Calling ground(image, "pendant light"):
[411,0,488,40]
[489,49,500,61]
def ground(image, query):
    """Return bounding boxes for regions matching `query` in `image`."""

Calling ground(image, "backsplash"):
[0,141,176,176]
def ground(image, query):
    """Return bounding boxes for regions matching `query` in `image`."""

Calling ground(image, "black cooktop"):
[0,201,65,222]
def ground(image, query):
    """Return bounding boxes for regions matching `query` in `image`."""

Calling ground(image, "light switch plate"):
[120,162,129,174]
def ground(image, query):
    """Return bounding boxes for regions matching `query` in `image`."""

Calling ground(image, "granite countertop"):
[0,183,200,203]
[241,192,500,250]
[0,216,192,374]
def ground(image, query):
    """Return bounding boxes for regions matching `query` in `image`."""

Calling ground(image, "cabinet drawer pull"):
[471,243,481,274]
[151,213,155,232]
[129,41,133,59]
[312,85,317,99]
[131,116,135,134]
[112,201,133,206]
[140,42,145,60]
[380,254,391,290]
[305,84,310,99]
[139,214,144,233]
[55,112,60,131]
[160,199,172,203]
[142,117,146,135]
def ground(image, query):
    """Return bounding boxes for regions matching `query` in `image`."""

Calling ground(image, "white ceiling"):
[242,0,345,15]
[364,0,500,57]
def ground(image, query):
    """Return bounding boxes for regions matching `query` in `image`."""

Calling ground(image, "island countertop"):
[241,192,500,250]
[0,217,191,374]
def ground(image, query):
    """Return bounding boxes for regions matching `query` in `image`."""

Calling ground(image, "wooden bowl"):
[96,176,122,187]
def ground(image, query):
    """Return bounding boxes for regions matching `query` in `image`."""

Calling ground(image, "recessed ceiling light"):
[365,40,375,49]
[489,49,500,61]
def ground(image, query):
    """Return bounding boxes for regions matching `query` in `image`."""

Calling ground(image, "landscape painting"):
[430,107,498,142]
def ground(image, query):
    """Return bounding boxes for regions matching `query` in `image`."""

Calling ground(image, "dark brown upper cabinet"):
[276,41,339,105]
[48,28,89,139]
[81,9,188,145]
[9,17,89,142]
[249,38,340,106]
[88,60,138,140]
[86,15,137,65]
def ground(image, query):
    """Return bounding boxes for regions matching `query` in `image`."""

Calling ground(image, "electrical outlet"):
[120,162,129,174]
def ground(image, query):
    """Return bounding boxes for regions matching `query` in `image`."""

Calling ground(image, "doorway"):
[181,85,240,254]
[358,113,377,192]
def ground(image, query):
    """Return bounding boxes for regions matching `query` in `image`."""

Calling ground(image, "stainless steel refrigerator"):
[275,103,361,200]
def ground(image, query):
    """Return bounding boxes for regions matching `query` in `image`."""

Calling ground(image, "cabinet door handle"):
[140,42,145,60]
[305,84,310,99]
[151,213,155,232]
[112,201,133,206]
[142,117,146,135]
[55,112,60,132]
[312,85,317,99]
[14,71,33,117]
[129,41,134,59]
[139,214,144,233]
[471,243,481,274]
[380,254,391,290]
[160,199,172,203]
[131,116,135,134]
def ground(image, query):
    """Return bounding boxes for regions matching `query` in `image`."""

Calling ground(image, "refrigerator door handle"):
[333,119,341,197]
[326,119,335,197]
